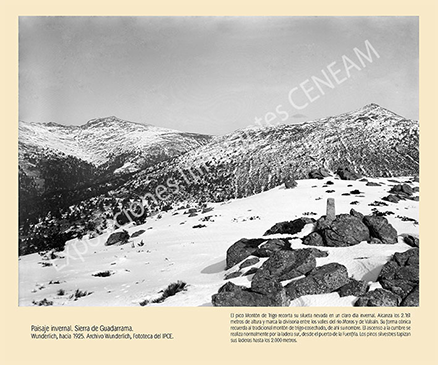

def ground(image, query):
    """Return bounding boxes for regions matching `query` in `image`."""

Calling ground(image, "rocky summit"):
[214,200,418,307]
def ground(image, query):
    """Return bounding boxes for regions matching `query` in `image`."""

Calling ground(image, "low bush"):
[152,281,187,304]
[92,270,113,277]
[32,298,53,306]
[140,280,188,306]
[70,289,92,300]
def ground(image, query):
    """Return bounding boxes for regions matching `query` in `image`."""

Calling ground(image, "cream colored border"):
[1,1,437,364]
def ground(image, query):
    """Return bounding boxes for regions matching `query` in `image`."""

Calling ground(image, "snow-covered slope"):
[117,104,419,203]
[20,117,212,169]
[19,176,419,307]
[19,104,419,257]
[18,116,212,222]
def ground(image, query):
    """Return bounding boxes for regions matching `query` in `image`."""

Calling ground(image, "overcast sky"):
[19,16,418,135]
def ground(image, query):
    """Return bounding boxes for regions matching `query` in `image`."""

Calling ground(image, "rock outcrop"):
[403,235,419,248]
[251,250,316,284]
[382,194,401,203]
[264,217,314,236]
[308,168,331,179]
[253,239,291,257]
[225,238,266,269]
[284,178,298,189]
[302,208,398,247]
[337,279,368,297]
[224,271,242,280]
[105,230,130,246]
[239,257,260,270]
[285,263,350,300]
[389,183,413,197]
[377,248,419,306]
[130,230,145,238]
[215,203,415,307]
[383,183,417,203]
[302,232,325,246]
[211,282,289,307]
[337,167,361,180]
[363,215,398,244]
[354,288,401,307]
[319,214,370,247]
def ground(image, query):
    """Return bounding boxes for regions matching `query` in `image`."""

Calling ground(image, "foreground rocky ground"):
[213,176,419,307]
[212,211,418,307]
[19,175,419,307]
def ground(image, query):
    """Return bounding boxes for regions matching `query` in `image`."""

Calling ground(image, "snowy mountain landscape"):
[9,14,432,365]
[19,117,211,226]
[114,103,418,202]
[18,104,420,307]
[19,116,212,172]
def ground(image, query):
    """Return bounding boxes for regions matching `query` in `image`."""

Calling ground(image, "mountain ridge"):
[19,116,212,167]
[18,104,419,255]
[112,103,418,205]
[19,117,213,224]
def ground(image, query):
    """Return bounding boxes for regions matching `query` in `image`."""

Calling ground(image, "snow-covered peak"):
[19,117,212,168]
[116,104,418,204]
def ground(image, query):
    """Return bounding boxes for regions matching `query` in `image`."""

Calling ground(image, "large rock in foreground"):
[320,214,370,247]
[252,249,316,285]
[225,238,266,269]
[285,263,350,300]
[253,239,291,257]
[212,282,289,307]
[337,279,368,297]
[302,232,325,246]
[264,217,314,236]
[363,215,398,244]
[302,209,400,247]
[354,288,401,307]
[239,257,260,270]
[401,285,419,307]
[377,248,419,306]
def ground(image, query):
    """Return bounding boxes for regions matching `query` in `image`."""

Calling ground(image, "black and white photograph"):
[19,16,419,307]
